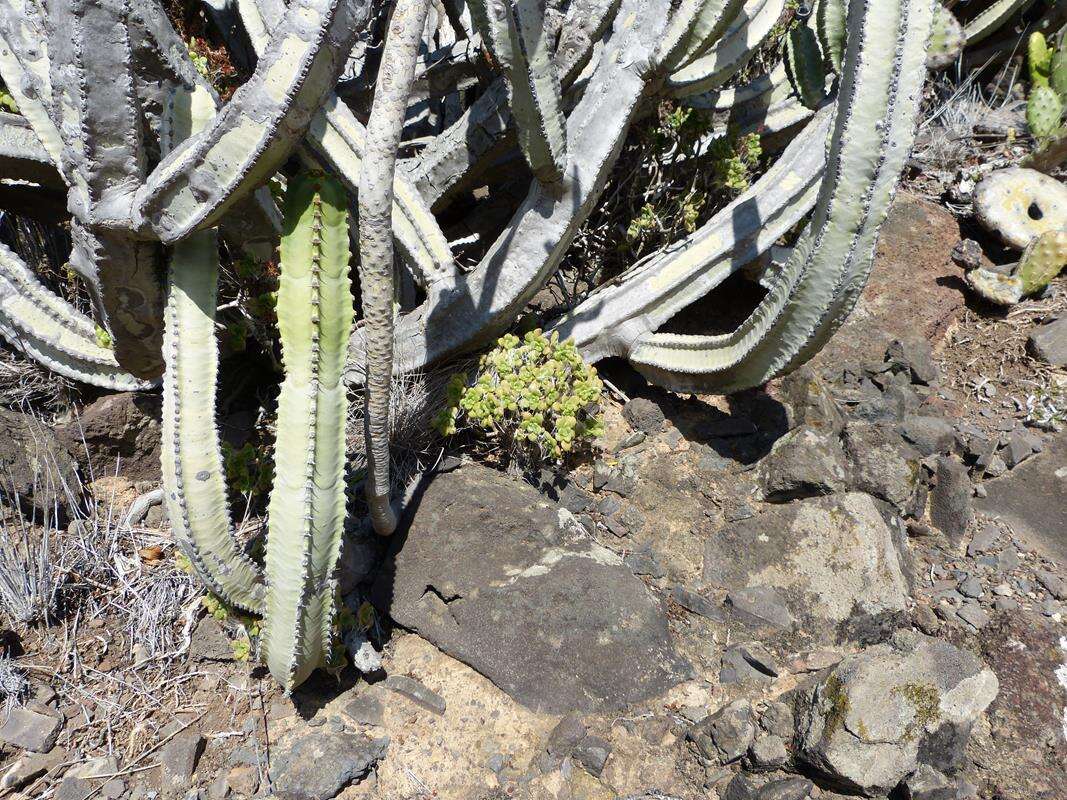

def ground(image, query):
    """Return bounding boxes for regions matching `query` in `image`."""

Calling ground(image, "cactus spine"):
[1017,229,1067,295]
[262,172,354,690]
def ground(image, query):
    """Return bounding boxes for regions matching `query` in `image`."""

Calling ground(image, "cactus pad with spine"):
[1028,85,1064,142]
[1017,229,1067,295]
[927,4,964,70]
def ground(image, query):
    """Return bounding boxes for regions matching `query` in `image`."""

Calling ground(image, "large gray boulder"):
[795,631,998,796]
[704,493,911,642]
[372,465,691,713]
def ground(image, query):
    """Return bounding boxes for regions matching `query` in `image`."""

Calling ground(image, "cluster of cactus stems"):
[1027,29,1066,143]
[0,0,1052,688]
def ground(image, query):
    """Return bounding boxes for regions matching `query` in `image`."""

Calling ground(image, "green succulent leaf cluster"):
[709,131,763,193]
[435,330,604,462]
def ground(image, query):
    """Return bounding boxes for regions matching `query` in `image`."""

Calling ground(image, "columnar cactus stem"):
[357,0,430,536]
[468,0,568,185]
[546,108,831,361]
[0,241,150,391]
[160,84,265,613]
[262,171,354,690]
[963,0,1037,46]
[655,0,745,73]
[667,0,786,98]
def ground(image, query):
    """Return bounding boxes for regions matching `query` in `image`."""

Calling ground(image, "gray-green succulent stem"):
[784,13,827,110]
[468,0,568,185]
[238,0,454,287]
[262,171,354,690]
[401,0,620,210]
[546,107,831,361]
[0,241,151,391]
[963,0,1037,46]
[627,0,934,394]
[667,0,786,98]
[41,0,165,380]
[655,0,745,74]
[358,0,430,536]
[160,84,265,614]
[0,112,64,190]
[816,0,846,74]
[134,0,367,244]
[347,0,668,385]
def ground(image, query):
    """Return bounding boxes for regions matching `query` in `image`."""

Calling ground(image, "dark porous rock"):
[901,764,956,800]
[842,422,923,513]
[0,408,81,521]
[760,701,795,739]
[545,713,586,759]
[778,366,846,433]
[795,631,997,796]
[670,585,726,622]
[160,731,206,795]
[189,616,236,663]
[371,465,690,713]
[55,776,91,800]
[55,392,162,482]
[269,729,388,800]
[929,456,973,546]
[572,735,612,777]
[382,675,445,715]
[745,734,790,771]
[720,642,778,684]
[706,494,909,643]
[722,773,759,800]
[1001,429,1040,469]
[688,700,756,764]
[1036,570,1067,601]
[950,239,984,271]
[622,397,666,434]
[756,777,815,800]
[758,426,849,501]
[899,415,955,457]
[624,547,665,579]
[1027,317,1067,367]
[885,337,939,386]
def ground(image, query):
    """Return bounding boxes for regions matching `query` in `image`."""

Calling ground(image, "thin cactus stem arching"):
[358,0,430,536]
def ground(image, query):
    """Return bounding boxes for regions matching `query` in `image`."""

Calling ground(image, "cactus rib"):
[262,172,353,689]
[627,0,933,394]
[135,0,367,244]
[160,84,265,614]
[468,0,568,184]
[667,0,786,98]
[784,15,827,110]
[655,0,745,76]
[357,0,430,536]
[237,0,453,287]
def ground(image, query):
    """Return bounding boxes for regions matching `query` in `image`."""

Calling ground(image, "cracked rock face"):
[371,464,691,713]
[795,631,998,796]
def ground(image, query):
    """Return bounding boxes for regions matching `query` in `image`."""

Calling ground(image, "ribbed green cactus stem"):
[655,0,745,74]
[1017,229,1067,294]
[1028,32,1052,88]
[784,18,827,110]
[358,0,429,536]
[0,242,151,391]
[963,0,1036,46]
[668,0,787,98]
[160,83,265,614]
[1027,85,1064,142]
[261,171,353,690]
[816,0,846,74]
[469,0,568,184]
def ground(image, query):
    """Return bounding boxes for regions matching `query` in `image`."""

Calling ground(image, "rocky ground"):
[0,67,1065,800]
